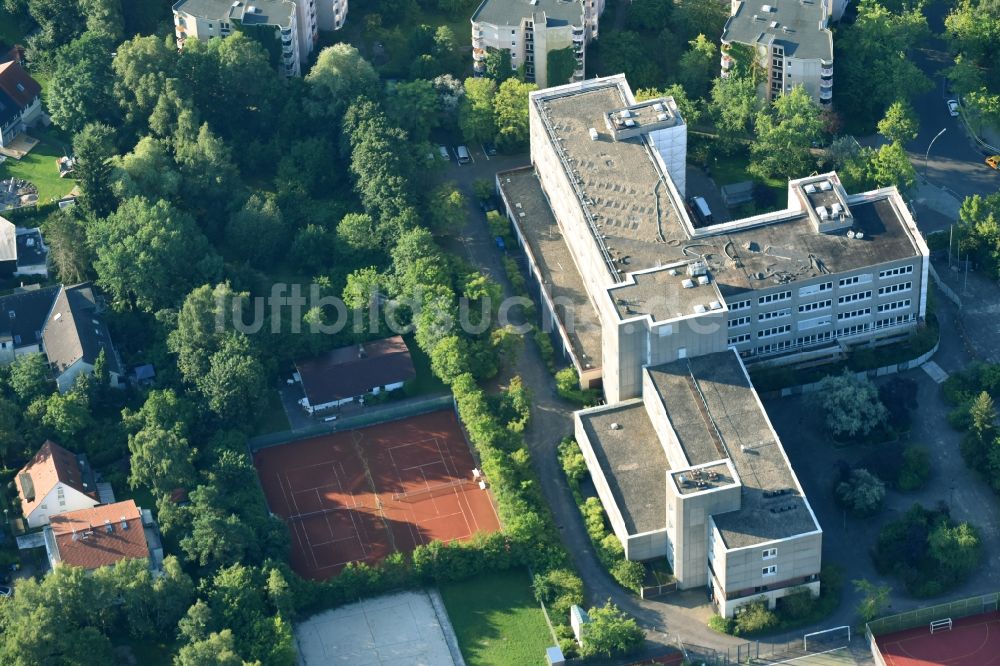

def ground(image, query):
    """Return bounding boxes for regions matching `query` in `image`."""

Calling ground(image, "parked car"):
[483,142,497,156]
[495,236,506,250]
[986,155,1000,170]
[438,145,450,160]
[456,145,471,164]
[947,99,960,117]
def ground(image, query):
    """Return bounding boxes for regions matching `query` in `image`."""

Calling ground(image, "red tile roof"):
[49,500,149,570]
[294,335,416,406]
[0,60,40,108]
[15,441,97,519]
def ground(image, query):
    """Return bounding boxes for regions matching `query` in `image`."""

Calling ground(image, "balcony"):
[820,79,833,89]
[820,66,833,78]
[819,89,832,101]
[721,54,733,70]
[472,37,483,49]
[472,49,486,62]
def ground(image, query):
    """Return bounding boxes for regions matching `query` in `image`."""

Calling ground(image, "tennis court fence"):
[248,393,455,452]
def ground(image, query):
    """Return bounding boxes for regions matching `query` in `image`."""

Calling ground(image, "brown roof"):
[15,441,97,518]
[49,500,149,570]
[0,60,40,108]
[295,335,417,406]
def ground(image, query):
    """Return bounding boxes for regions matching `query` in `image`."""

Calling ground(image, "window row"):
[878,282,912,296]
[837,308,871,321]
[759,308,791,322]
[839,274,873,287]
[759,324,792,338]
[879,265,914,278]
[759,291,792,305]
[877,299,911,313]
[729,299,751,311]
[798,282,832,298]
[728,316,751,329]
[838,290,872,304]
[798,299,831,313]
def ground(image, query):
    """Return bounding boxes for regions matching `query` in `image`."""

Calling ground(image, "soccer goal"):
[804,625,851,652]
[930,618,953,634]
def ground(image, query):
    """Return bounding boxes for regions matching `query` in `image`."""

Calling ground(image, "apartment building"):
[493,75,928,616]
[471,0,605,88]
[720,0,841,105]
[317,0,348,31]
[173,0,319,77]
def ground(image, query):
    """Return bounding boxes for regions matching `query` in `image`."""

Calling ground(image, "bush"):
[486,210,511,242]
[555,367,600,406]
[532,568,584,621]
[733,600,779,636]
[534,328,556,372]
[580,602,644,659]
[835,468,886,516]
[812,371,889,441]
[897,446,931,491]
[708,614,734,634]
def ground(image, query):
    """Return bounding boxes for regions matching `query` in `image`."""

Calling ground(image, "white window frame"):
[762,565,777,576]
[728,333,751,345]
[758,291,791,305]
[762,548,777,560]
[798,299,832,313]
[838,290,872,304]
[728,316,751,329]
[879,265,914,279]
[877,299,911,313]
[798,282,832,298]
[758,324,791,339]
[878,282,912,296]
[758,308,791,322]
[837,308,871,321]
[729,299,751,311]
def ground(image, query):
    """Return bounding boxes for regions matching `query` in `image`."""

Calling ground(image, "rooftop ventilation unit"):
[697,275,710,285]
[588,127,598,141]
[770,20,779,28]
[682,278,695,289]
[847,230,856,239]
[816,205,830,220]
[693,304,708,314]
[709,301,722,310]
[819,180,833,191]
[624,118,635,127]
[610,422,622,430]
[620,109,632,118]
[762,4,773,10]
[657,113,668,121]
[805,183,817,194]
[653,103,664,112]
[855,231,864,239]
[831,202,843,215]
[668,268,679,276]
[687,261,708,276]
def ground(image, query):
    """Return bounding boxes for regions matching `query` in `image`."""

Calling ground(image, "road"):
[873,0,1000,200]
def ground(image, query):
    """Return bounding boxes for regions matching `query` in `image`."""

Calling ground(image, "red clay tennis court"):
[875,611,1000,666]
[253,409,501,580]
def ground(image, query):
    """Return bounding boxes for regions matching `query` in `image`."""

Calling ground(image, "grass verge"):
[439,569,553,666]
[255,389,291,436]
[1,127,77,204]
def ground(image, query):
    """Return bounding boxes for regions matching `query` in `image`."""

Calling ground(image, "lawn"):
[254,389,291,436]
[404,333,448,397]
[0,127,77,204]
[439,569,554,666]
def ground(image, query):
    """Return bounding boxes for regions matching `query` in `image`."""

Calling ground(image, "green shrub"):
[532,568,584,621]
[897,446,931,491]
[776,589,815,618]
[487,210,511,241]
[534,329,556,372]
[555,367,600,406]
[835,468,886,516]
[708,614,734,634]
[733,600,779,636]
[580,602,644,659]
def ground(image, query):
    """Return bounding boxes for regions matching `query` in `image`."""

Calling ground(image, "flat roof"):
[578,400,669,535]
[532,79,920,301]
[672,462,736,496]
[647,351,819,547]
[173,0,294,27]
[498,167,603,369]
[608,264,724,322]
[472,0,583,26]
[722,0,833,62]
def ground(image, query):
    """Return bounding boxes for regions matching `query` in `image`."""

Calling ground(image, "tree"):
[854,579,891,622]
[79,0,123,43]
[9,353,52,404]
[168,284,241,384]
[628,0,673,30]
[837,0,931,129]
[0,397,23,466]
[72,123,118,218]
[387,79,441,142]
[427,183,466,235]
[342,267,383,310]
[25,0,84,61]
[836,468,887,516]
[175,629,245,666]
[877,100,919,145]
[128,427,196,495]
[112,34,177,129]
[592,30,663,90]
[866,141,916,192]
[41,390,94,441]
[459,77,497,145]
[46,31,119,134]
[709,75,762,144]
[493,78,537,152]
[178,600,215,644]
[173,119,244,235]
[677,35,717,100]
[305,43,379,120]
[88,197,221,311]
[41,210,92,284]
[110,136,183,203]
[812,371,889,439]
[482,47,512,83]
[224,193,286,267]
[944,0,1000,126]
[749,86,823,180]
[546,47,576,87]
[672,0,729,43]
[197,334,266,427]
[928,521,982,583]
[970,391,997,440]
[580,602,644,659]
[433,73,465,117]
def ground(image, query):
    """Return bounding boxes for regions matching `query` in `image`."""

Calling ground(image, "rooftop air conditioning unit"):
[697,275,710,285]
[805,183,817,194]
[770,20,779,28]
[588,127,599,141]
[831,202,843,215]
[682,278,695,289]
[610,422,622,430]
[816,205,829,219]
[762,3,773,9]
[653,103,664,112]
[694,304,708,313]
[847,230,856,239]
[855,231,864,239]
[710,301,722,310]
[668,269,679,276]
[657,113,668,121]
[820,181,833,191]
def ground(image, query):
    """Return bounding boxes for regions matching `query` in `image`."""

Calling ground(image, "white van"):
[438,145,450,160]
[690,196,713,225]
[456,145,471,164]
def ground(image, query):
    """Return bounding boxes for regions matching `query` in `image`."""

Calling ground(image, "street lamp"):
[924,127,947,177]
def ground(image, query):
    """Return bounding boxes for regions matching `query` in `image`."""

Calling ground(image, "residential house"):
[15,440,99,529]
[0,284,60,363]
[173,0,324,77]
[294,335,416,414]
[720,0,837,105]
[0,60,42,149]
[43,500,164,572]
[471,0,606,88]
[43,283,123,392]
[0,216,49,278]
[0,282,123,390]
